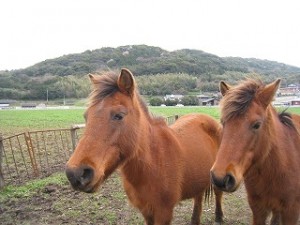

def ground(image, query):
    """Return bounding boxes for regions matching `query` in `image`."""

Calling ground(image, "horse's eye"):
[112,113,124,121]
[252,121,261,130]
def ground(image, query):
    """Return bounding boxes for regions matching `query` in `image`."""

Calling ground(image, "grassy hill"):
[1,45,300,100]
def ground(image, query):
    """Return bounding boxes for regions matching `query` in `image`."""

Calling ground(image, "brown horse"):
[211,79,300,225]
[65,68,224,225]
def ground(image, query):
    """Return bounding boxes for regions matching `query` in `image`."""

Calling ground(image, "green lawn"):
[0,108,85,135]
[150,106,220,119]
[0,106,220,135]
[1,106,299,136]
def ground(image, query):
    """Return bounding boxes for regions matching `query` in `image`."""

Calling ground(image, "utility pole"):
[47,89,49,104]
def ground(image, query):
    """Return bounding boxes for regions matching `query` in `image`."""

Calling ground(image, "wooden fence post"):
[175,115,179,121]
[0,133,5,188]
[70,126,77,151]
[24,132,39,177]
[70,124,85,151]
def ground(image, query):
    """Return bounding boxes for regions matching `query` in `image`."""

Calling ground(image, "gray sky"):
[1,0,300,70]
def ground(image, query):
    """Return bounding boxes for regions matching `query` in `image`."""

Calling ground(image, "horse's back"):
[171,113,221,152]
[170,113,221,199]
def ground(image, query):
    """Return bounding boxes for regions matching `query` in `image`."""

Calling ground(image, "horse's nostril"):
[211,171,223,188]
[66,167,77,187]
[211,171,236,192]
[81,167,94,185]
[224,173,235,191]
[65,166,94,189]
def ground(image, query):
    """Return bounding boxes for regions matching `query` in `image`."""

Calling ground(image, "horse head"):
[66,68,144,192]
[211,79,281,192]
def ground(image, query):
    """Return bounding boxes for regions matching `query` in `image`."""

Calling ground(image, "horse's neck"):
[120,118,157,184]
[247,108,290,179]
[121,117,176,188]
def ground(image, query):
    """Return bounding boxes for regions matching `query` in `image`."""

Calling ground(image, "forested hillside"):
[1,45,300,100]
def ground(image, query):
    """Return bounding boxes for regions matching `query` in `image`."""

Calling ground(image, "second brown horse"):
[211,79,300,224]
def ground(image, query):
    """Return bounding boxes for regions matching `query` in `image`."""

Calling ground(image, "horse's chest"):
[245,175,297,210]
[123,180,177,212]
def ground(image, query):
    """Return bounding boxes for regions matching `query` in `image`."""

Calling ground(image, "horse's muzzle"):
[65,165,94,192]
[210,171,237,192]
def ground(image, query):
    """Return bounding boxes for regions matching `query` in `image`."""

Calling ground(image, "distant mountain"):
[7,45,300,77]
[223,57,300,76]
[1,45,300,100]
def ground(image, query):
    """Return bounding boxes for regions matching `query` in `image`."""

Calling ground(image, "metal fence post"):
[0,133,4,188]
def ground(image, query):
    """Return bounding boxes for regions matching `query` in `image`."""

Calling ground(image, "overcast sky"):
[1,0,300,70]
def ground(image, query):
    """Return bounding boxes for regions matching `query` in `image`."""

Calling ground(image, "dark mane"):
[221,79,263,122]
[88,71,153,120]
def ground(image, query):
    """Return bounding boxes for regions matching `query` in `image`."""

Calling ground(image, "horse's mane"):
[221,79,296,130]
[278,109,296,129]
[88,71,164,123]
[221,79,263,122]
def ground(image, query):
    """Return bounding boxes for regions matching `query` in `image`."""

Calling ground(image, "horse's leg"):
[153,207,173,225]
[249,203,269,225]
[191,194,203,225]
[144,216,154,225]
[281,208,300,225]
[214,187,224,224]
[270,211,281,225]
[141,207,173,225]
[143,216,154,225]
[141,209,154,225]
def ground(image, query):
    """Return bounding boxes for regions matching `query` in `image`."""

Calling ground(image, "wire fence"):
[0,115,178,188]
[0,125,84,187]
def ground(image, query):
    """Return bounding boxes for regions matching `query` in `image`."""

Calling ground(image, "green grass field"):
[0,108,85,135]
[0,106,220,135]
[1,106,300,136]
[150,106,221,118]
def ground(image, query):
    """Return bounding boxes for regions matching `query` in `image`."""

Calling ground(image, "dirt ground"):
[0,173,260,225]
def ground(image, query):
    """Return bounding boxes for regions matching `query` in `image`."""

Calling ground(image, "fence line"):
[0,133,4,187]
[0,126,84,188]
[0,115,178,188]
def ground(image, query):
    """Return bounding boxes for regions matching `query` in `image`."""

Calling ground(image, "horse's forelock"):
[87,71,151,117]
[220,79,263,122]
[88,72,120,106]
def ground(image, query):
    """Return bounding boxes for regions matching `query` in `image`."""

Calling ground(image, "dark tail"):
[204,184,213,205]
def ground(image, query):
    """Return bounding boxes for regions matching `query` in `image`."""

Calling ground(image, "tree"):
[149,97,164,106]
[181,96,199,106]
[165,99,178,106]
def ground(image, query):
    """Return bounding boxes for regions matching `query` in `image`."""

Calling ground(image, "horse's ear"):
[220,81,231,96]
[258,79,281,107]
[117,68,135,95]
[88,73,97,84]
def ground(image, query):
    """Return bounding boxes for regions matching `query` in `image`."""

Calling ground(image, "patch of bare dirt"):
[1,173,253,225]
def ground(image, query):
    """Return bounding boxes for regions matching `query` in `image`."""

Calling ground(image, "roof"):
[201,98,215,103]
